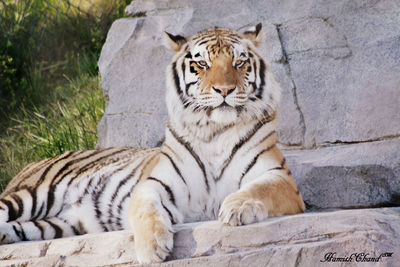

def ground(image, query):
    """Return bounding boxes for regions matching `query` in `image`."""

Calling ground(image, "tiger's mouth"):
[217,102,232,109]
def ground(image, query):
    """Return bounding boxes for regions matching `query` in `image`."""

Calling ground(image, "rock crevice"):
[275,23,307,146]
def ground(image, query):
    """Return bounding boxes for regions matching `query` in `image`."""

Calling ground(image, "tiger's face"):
[166,24,280,126]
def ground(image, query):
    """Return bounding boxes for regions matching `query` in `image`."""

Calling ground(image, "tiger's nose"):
[212,86,235,97]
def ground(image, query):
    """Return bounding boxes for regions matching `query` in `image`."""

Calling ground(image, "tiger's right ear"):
[243,23,262,47]
[164,32,187,52]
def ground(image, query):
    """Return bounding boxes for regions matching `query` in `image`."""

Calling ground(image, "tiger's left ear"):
[164,32,187,52]
[243,23,262,47]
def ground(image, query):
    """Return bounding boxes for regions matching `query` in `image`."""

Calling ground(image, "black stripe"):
[28,151,75,218]
[92,175,110,232]
[266,157,286,171]
[280,158,286,167]
[161,202,175,224]
[185,81,196,95]
[69,148,130,184]
[160,152,187,186]
[110,162,141,201]
[58,217,80,236]
[168,125,210,192]
[92,161,130,231]
[1,199,16,221]
[116,190,133,229]
[10,194,24,219]
[70,225,80,235]
[189,65,198,74]
[15,157,54,190]
[51,150,98,185]
[44,219,63,238]
[147,177,176,205]
[32,203,44,221]
[185,52,192,58]
[106,161,140,229]
[172,61,185,105]
[32,221,45,240]
[198,39,210,46]
[138,153,158,183]
[181,60,186,82]
[217,117,273,181]
[27,187,37,219]
[12,224,23,241]
[16,222,28,241]
[238,144,276,188]
[113,160,144,228]
[37,151,74,184]
[267,166,284,171]
[205,123,235,143]
[248,58,257,95]
[250,130,275,150]
[256,59,266,99]
[43,186,57,219]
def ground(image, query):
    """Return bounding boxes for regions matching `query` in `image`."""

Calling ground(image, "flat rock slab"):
[1,208,399,266]
[282,137,400,209]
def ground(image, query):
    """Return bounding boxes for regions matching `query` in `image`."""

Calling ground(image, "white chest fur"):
[161,117,277,222]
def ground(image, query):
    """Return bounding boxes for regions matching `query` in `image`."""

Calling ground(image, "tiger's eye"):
[235,59,245,67]
[197,60,208,67]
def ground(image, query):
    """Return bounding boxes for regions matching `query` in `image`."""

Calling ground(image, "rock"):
[1,208,399,266]
[282,138,400,209]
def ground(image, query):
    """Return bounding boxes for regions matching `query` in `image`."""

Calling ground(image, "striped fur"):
[0,24,305,263]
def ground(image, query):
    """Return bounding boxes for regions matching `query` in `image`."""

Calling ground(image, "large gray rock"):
[283,138,400,209]
[1,208,399,266]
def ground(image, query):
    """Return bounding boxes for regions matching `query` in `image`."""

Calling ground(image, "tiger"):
[0,23,305,263]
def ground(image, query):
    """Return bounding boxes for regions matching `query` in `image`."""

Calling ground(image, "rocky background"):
[99,0,400,211]
[1,0,399,266]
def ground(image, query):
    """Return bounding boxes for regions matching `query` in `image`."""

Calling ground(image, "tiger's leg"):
[219,170,305,226]
[129,178,183,263]
[0,217,81,244]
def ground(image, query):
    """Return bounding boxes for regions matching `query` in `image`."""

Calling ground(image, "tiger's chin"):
[208,105,239,125]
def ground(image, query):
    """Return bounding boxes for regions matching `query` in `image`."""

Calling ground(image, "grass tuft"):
[0,75,104,191]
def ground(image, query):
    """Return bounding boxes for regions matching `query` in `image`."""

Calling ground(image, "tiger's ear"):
[243,23,262,47]
[164,32,187,52]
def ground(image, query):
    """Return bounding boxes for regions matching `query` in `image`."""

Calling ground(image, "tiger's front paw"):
[218,192,268,226]
[131,204,174,263]
[134,220,174,263]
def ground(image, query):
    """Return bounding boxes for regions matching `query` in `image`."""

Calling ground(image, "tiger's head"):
[165,24,281,127]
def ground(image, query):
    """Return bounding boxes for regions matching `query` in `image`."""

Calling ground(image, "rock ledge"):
[1,208,399,266]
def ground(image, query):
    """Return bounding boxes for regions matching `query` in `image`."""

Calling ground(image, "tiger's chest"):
[174,132,258,222]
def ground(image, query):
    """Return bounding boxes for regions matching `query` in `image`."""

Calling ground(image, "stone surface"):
[1,208,399,266]
[282,138,400,209]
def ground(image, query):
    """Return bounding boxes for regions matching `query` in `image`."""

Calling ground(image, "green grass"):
[0,0,130,192]
[0,74,105,192]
